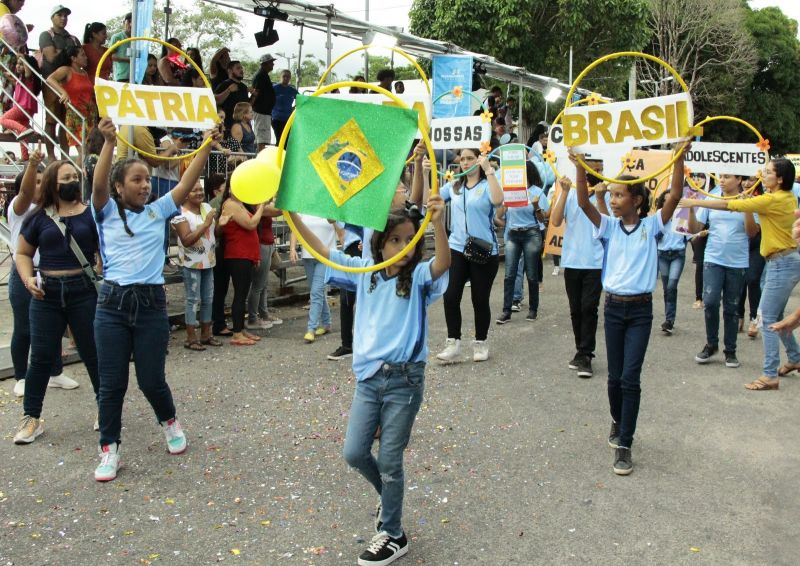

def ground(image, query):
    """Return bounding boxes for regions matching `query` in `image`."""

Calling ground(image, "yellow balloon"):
[256,145,284,165]
[230,159,282,204]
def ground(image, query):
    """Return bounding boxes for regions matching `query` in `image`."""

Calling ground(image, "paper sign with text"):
[94,79,218,129]
[319,92,431,137]
[500,144,529,207]
[563,93,694,152]
[543,182,565,255]
[684,142,768,176]
[429,116,490,150]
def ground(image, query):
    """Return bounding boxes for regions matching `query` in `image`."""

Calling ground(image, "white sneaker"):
[552,266,560,276]
[161,417,187,454]
[266,315,283,325]
[473,340,489,362]
[245,320,264,330]
[436,338,461,362]
[13,379,25,397]
[94,443,121,482]
[48,374,79,390]
[258,318,274,329]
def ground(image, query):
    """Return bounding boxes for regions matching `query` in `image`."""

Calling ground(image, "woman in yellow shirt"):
[680,158,800,390]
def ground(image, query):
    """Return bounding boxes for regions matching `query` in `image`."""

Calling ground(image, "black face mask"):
[58,181,81,202]
[586,173,602,187]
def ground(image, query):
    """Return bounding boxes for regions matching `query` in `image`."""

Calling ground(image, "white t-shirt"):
[7,196,40,265]
[299,214,337,260]
[170,203,216,269]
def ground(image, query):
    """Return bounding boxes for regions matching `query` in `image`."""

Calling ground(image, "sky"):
[14,0,800,78]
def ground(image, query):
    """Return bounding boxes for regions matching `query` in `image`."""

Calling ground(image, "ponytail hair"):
[617,175,650,219]
[83,22,106,45]
[109,159,147,237]
[368,207,424,298]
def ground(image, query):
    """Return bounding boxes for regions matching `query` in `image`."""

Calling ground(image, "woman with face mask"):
[13,156,101,445]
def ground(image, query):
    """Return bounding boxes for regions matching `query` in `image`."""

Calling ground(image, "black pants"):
[738,237,766,320]
[212,243,231,334]
[691,236,707,301]
[272,119,288,144]
[339,242,361,348]
[563,267,603,358]
[225,259,254,333]
[443,250,499,341]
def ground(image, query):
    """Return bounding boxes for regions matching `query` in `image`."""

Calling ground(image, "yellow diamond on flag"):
[308,118,384,207]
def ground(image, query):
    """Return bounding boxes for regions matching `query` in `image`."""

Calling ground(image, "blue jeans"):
[513,257,524,302]
[247,243,274,322]
[302,258,331,332]
[657,250,685,323]
[182,267,214,326]
[502,228,542,313]
[759,253,800,377]
[24,273,99,419]
[604,296,653,449]
[343,362,425,539]
[95,282,176,446]
[703,262,746,353]
[7,263,62,381]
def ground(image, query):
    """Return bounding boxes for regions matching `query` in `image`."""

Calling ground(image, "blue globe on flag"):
[337,152,363,182]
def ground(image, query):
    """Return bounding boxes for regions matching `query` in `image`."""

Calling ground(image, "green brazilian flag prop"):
[276,94,419,231]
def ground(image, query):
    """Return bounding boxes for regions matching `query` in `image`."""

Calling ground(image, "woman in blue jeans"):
[90,118,219,481]
[13,152,100,444]
[655,192,688,334]
[575,146,684,476]
[687,174,756,368]
[681,158,800,390]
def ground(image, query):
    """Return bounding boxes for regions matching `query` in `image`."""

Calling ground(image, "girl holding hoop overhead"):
[90,118,220,482]
[572,146,684,476]
[434,147,504,363]
[289,194,450,566]
[680,158,800,391]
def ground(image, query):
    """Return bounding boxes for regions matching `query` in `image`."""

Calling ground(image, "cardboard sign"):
[543,182,565,255]
[432,54,473,118]
[785,154,800,170]
[94,79,217,129]
[499,144,528,207]
[319,92,431,137]
[562,93,694,151]
[684,142,768,176]
[429,116,490,150]
[548,123,631,181]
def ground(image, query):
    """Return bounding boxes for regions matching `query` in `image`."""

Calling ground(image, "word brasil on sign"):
[94,78,218,129]
[684,142,768,177]
[562,93,694,151]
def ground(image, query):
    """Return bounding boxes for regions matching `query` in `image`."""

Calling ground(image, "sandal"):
[744,376,780,391]
[201,337,223,347]
[184,341,206,351]
[213,328,234,337]
[230,337,256,346]
[777,363,800,376]
[242,331,261,341]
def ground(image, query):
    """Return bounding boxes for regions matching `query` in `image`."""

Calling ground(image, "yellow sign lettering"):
[118,88,145,119]
[640,106,665,140]
[95,85,118,117]
[614,110,643,143]
[162,92,187,122]
[589,111,613,145]
[135,91,160,119]
[196,97,218,124]
[563,114,587,146]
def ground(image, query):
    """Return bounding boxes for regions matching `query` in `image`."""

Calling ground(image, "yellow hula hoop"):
[95,36,216,161]
[278,81,438,274]
[563,51,693,186]
[317,45,431,93]
[684,115,766,199]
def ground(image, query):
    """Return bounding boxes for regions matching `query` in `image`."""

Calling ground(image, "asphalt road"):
[1,257,798,566]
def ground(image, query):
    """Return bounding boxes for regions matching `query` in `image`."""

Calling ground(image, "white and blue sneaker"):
[161,418,187,454]
[94,443,121,482]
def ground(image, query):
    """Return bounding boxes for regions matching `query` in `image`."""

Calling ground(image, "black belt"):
[606,292,652,303]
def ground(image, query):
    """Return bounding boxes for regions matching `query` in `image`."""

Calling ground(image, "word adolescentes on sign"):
[94,79,218,129]
[562,92,694,152]
[684,142,768,176]
[429,116,490,150]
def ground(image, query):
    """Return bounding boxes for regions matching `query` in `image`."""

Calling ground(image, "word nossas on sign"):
[429,116,490,150]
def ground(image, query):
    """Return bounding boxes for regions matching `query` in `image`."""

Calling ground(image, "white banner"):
[548,123,632,181]
[429,116,490,149]
[684,142,768,176]
[562,92,694,152]
[94,79,218,129]
[319,92,431,137]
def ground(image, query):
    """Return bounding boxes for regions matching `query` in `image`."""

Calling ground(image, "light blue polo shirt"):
[595,212,666,295]
[658,212,688,251]
[561,189,611,269]
[93,193,179,285]
[441,179,498,254]
[505,185,550,231]
[696,207,749,268]
[326,250,449,381]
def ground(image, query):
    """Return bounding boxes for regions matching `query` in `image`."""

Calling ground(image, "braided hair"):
[368,207,424,298]
[109,158,147,237]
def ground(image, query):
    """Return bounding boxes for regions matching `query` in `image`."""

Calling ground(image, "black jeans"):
[691,236,707,301]
[443,250,499,341]
[272,119,289,144]
[225,259,255,333]
[212,243,230,334]
[738,238,765,320]
[563,268,603,358]
[24,273,100,419]
[339,241,361,349]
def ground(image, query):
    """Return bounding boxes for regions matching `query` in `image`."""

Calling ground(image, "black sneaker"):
[327,345,353,360]
[608,421,620,448]
[525,309,537,321]
[358,531,408,566]
[724,352,740,368]
[695,344,717,364]
[511,301,521,312]
[576,356,593,378]
[661,320,674,334]
[496,311,512,324]
[568,354,581,370]
[613,447,633,475]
